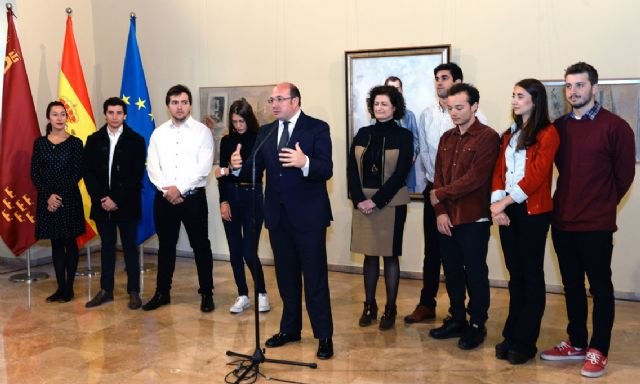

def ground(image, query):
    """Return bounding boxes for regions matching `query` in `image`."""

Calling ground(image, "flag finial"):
[6,3,12,10]
[130,12,136,17]
[66,7,72,15]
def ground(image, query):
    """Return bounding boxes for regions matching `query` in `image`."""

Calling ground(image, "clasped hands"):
[490,200,510,226]
[357,199,376,215]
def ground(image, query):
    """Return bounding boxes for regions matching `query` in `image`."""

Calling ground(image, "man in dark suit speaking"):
[230,82,334,359]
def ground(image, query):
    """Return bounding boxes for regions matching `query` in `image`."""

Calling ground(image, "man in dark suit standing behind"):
[230,82,334,359]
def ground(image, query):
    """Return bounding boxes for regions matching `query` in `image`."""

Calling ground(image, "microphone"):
[250,123,278,186]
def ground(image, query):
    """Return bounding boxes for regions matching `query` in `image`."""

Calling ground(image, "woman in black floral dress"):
[31,101,85,303]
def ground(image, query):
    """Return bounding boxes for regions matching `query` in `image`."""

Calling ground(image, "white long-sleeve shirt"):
[147,116,214,195]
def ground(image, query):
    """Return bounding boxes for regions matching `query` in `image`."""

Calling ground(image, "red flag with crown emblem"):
[0,7,40,256]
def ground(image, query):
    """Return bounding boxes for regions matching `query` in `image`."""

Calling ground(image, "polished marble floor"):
[1,255,639,383]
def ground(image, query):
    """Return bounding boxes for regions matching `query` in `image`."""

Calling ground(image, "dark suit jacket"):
[83,124,147,222]
[252,112,333,231]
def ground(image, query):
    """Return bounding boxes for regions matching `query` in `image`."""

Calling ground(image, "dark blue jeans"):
[551,228,615,356]
[221,184,266,296]
[96,220,140,293]
[439,221,490,326]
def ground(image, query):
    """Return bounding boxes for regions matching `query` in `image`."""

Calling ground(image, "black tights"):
[363,255,400,307]
[51,237,79,295]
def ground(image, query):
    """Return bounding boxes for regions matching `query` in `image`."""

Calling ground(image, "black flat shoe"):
[142,292,171,311]
[128,292,142,310]
[495,339,511,360]
[85,290,114,308]
[200,294,214,313]
[265,332,301,348]
[429,317,468,339]
[46,291,62,303]
[458,323,487,350]
[317,337,333,360]
[508,348,537,365]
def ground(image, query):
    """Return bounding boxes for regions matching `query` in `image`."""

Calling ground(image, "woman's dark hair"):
[228,98,259,134]
[512,78,551,150]
[45,100,67,134]
[366,85,405,120]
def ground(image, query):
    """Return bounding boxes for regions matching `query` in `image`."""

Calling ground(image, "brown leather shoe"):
[404,304,436,323]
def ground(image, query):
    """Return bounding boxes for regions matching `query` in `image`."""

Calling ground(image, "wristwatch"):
[220,167,226,176]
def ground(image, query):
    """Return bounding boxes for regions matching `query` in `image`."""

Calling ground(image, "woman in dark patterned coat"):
[31,101,85,303]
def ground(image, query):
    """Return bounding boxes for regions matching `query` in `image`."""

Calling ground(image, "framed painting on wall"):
[345,45,450,198]
[543,79,640,162]
[199,85,276,164]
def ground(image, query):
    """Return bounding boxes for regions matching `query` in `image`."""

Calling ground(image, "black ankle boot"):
[358,301,378,327]
[379,304,397,330]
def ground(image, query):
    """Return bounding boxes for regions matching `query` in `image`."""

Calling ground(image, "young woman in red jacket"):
[490,78,560,365]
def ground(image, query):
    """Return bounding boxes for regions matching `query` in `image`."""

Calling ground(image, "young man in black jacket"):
[83,97,147,309]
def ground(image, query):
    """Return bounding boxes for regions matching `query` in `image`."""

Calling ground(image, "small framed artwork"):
[199,85,276,164]
[543,79,640,162]
[345,45,450,197]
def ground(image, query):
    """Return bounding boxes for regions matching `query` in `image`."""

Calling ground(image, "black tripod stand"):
[225,125,317,384]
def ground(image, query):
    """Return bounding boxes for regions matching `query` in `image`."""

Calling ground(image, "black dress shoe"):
[200,294,214,313]
[265,332,302,348]
[429,317,468,340]
[85,290,114,308]
[508,348,537,365]
[458,323,487,350]
[46,290,62,303]
[142,292,171,311]
[317,337,333,360]
[128,291,142,310]
[495,339,511,360]
[58,290,75,303]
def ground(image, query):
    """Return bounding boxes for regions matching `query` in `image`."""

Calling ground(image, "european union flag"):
[120,15,155,245]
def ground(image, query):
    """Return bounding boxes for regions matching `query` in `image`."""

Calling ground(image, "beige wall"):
[4,0,639,298]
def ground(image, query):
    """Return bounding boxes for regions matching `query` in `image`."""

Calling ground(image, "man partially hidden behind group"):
[230,82,335,359]
[83,97,146,309]
[144,84,215,313]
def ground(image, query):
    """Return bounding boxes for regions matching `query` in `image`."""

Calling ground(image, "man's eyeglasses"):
[267,96,293,104]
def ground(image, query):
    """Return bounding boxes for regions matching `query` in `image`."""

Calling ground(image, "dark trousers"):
[499,204,550,353]
[221,185,266,296]
[95,220,140,293]
[50,237,78,295]
[439,221,490,325]
[268,205,333,339]
[420,184,441,309]
[154,190,213,295]
[551,228,615,356]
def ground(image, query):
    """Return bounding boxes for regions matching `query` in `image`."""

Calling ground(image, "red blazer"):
[491,123,559,215]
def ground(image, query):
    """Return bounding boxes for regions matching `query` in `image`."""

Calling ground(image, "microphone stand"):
[225,124,316,384]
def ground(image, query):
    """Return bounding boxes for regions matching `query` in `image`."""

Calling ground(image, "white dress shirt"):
[490,124,528,204]
[107,125,123,188]
[147,116,214,195]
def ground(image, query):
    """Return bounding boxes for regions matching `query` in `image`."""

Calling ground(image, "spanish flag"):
[58,13,96,247]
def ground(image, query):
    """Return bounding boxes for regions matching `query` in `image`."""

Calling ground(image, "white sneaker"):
[258,293,270,312]
[230,295,250,313]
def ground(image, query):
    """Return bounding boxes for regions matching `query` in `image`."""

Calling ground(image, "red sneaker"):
[581,348,608,378]
[540,340,586,361]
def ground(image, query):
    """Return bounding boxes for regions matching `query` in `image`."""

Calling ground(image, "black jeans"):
[551,228,615,356]
[221,184,266,296]
[499,203,550,353]
[439,221,490,326]
[153,190,213,295]
[420,184,441,309]
[95,220,140,293]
